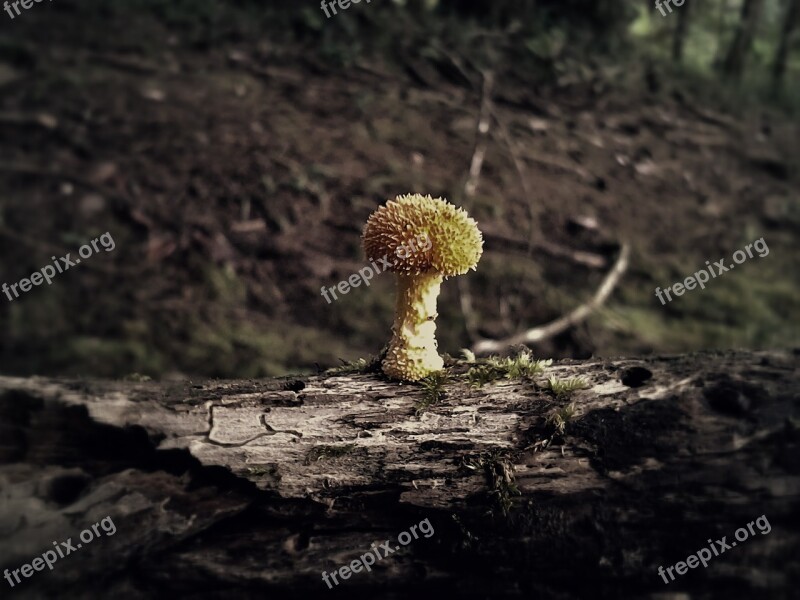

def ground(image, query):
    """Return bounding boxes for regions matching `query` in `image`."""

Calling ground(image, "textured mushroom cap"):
[362,194,483,277]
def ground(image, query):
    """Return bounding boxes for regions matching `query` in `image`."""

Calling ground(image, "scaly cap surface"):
[362,194,483,277]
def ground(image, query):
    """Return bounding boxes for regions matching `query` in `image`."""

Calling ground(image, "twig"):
[472,243,631,355]
[488,109,555,334]
[458,70,494,343]
[482,232,607,270]
[489,109,541,244]
[432,46,613,344]
[464,72,494,199]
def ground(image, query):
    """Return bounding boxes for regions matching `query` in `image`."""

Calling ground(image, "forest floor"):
[0,2,798,378]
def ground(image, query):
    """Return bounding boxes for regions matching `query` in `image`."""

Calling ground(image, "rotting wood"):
[0,349,797,599]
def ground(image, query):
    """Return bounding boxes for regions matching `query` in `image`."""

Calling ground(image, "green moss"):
[466,364,505,387]
[461,450,520,517]
[326,357,370,375]
[545,376,589,399]
[414,371,449,416]
[545,403,576,436]
[496,351,552,379]
[467,349,552,387]
[531,403,577,452]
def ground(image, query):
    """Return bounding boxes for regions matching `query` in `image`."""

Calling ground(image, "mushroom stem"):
[383,272,445,381]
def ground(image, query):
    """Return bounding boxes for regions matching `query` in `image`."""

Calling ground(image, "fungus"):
[362,194,483,381]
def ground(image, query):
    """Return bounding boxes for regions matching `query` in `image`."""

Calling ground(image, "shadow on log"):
[1,350,798,599]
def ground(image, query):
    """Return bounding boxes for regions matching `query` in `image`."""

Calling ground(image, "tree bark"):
[721,0,767,81]
[1,350,798,599]
[772,0,800,90]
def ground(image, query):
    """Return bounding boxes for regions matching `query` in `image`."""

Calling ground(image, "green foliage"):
[545,403,576,436]
[327,358,370,375]
[545,376,589,398]
[494,351,552,379]
[629,0,800,113]
[415,371,449,415]
[466,364,505,387]
[461,450,520,516]
[531,403,577,452]
[467,350,552,387]
[327,345,389,376]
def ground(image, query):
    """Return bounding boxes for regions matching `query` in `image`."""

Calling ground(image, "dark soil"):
[0,1,798,379]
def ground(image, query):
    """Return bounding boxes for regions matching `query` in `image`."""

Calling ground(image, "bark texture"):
[1,350,798,599]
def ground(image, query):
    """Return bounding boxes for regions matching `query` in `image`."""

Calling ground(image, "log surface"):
[0,350,798,599]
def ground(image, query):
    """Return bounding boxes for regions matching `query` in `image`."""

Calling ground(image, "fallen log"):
[0,349,798,599]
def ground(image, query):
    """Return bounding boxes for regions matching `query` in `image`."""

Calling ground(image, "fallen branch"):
[458,70,495,343]
[463,72,494,199]
[472,243,630,355]
[482,230,608,270]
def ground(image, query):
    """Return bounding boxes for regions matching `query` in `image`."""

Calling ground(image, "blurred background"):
[0,0,797,380]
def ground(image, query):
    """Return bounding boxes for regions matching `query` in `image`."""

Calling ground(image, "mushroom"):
[362,194,484,381]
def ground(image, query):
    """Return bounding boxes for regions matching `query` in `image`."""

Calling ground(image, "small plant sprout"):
[461,348,476,363]
[461,450,520,516]
[466,364,503,387]
[546,376,589,398]
[326,357,370,375]
[467,349,552,387]
[532,404,577,452]
[414,371,449,416]
[545,403,576,437]
[492,350,552,379]
[363,194,483,382]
